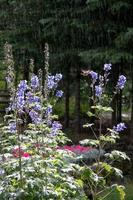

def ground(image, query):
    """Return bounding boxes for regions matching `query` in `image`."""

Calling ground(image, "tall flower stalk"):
[81,64,129,200]
[0,43,87,200]
[44,43,49,101]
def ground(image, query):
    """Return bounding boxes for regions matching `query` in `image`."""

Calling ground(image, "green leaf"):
[116,185,125,200]
[100,135,116,143]
[76,179,83,187]
[105,150,130,161]
[91,105,113,113]
[87,111,95,117]
[80,139,99,146]
[113,167,123,178]
[101,162,112,172]
[81,167,92,180]
[83,123,94,128]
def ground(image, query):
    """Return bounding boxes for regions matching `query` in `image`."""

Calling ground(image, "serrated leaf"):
[116,185,125,200]
[80,139,99,146]
[105,150,130,161]
[100,135,116,143]
[87,111,95,117]
[113,167,123,178]
[83,123,94,128]
[91,105,113,113]
[101,162,112,172]
[76,179,83,187]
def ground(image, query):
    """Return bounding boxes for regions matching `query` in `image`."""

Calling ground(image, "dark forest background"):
[0,0,133,138]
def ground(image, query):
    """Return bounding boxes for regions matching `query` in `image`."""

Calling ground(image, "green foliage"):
[115,28,133,49]
[79,67,129,200]
[101,182,133,200]
[80,139,100,146]
[0,58,87,199]
[79,49,133,65]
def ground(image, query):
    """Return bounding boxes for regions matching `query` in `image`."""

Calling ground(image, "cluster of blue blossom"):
[45,105,53,117]
[51,121,62,136]
[56,90,64,98]
[47,73,62,89]
[9,121,16,133]
[89,71,98,83]
[113,122,126,132]
[47,73,63,97]
[8,73,63,135]
[31,75,40,90]
[88,65,127,134]
[89,64,126,97]
[26,91,41,110]
[16,80,28,111]
[29,110,41,124]
[17,76,42,124]
[117,75,126,90]
[95,85,103,97]
[104,63,112,72]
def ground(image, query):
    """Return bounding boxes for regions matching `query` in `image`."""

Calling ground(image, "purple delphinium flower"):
[26,91,33,103]
[33,96,41,103]
[56,90,63,97]
[104,63,112,72]
[47,75,56,89]
[52,121,62,130]
[31,75,39,90]
[113,123,126,132]
[29,110,41,124]
[16,91,25,110]
[95,85,102,97]
[9,122,16,133]
[15,80,28,111]
[45,105,52,116]
[26,91,41,115]
[55,73,62,82]
[47,73,62,90]
[33,104,41,111]
[117,75,126,90]
[26,92,41,104]
[18,80,28,92]
[89,71,98,81]
[51,121,62,136]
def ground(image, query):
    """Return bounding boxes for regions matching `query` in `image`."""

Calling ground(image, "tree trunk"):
[117,64,123,123]
[23,49,29,80]
[117,89,122,123]
[111,65,119,125]
[88,80,95,123]
[75,65,81,134]
[64,67,70,128]
[130,65,133,137]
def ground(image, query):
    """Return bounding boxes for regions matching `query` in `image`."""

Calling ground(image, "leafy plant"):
[79,64,130,200]
[0,43,87,200]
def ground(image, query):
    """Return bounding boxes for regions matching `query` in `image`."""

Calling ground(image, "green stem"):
[45,164,48,199]
[16,114,23,188]
[18,139,23,188]
[97,116,102,168]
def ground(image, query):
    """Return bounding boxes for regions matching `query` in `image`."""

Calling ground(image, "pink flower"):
[12,147,30,158]
[57,145,92,154]
[23,152,30,158]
